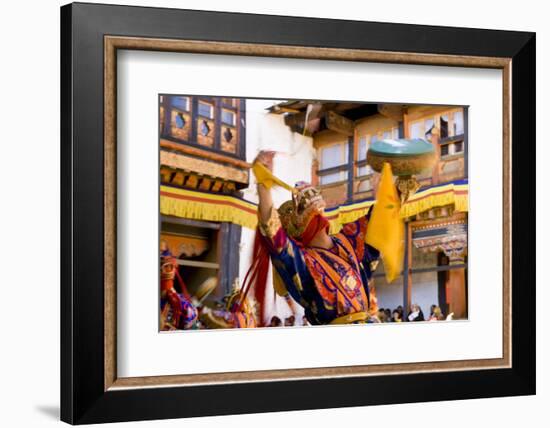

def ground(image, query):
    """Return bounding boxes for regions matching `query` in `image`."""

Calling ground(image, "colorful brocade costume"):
[199,286,258,329]
[213,298,257,329]
[160,251,199,330]
[224,290,257,328]
[259,207,380,325]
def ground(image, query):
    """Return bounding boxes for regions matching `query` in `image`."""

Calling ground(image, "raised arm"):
[254,150,276,224]
[252,151,291,253]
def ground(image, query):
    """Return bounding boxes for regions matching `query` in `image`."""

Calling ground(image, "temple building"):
[269,101,469,319]
[159,95,468,322]
[159,95,250,303]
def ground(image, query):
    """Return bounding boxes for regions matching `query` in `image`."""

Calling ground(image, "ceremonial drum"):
[367,138,436,176]
[367,138,436,202]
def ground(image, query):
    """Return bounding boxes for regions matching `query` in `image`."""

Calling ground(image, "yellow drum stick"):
[252,162,298,194]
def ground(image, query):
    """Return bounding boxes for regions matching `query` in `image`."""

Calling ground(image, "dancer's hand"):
[254,151,276,224]
[254,150,276,172]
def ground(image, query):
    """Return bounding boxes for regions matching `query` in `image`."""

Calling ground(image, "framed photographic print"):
[60,2,536,424]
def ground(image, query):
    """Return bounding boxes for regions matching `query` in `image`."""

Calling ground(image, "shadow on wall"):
[35,405,59,420]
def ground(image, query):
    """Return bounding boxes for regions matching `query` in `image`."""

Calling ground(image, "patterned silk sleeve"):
[338,208,380,313]
[257,207,322,322]
[340,208,380,273]
[257,205,289,254]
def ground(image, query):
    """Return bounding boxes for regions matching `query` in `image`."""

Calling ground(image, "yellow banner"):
[325,200,375,234]
[160,186,258,229]
[400,181,468,218]
[160,180,468,231]
[365,163,404,283]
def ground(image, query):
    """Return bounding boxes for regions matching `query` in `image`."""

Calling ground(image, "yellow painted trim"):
[159,183,468,231]
[160,186,258,229]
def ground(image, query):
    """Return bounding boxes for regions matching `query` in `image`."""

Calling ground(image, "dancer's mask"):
[277,182,329,245]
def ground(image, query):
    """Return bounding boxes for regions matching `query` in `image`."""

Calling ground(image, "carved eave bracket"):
[159,143,250,194]
[412,217,468,264]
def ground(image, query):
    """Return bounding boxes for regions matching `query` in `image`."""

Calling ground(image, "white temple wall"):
[238,99,314,324]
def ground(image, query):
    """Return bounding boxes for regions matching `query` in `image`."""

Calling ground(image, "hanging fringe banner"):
[399,179,469,219]
[160,186,258,229]
[324,199,375,234]
[160,179,468,231]
[325,179,468,234]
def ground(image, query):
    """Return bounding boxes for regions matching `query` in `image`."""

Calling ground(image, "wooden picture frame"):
[61,2,535,424]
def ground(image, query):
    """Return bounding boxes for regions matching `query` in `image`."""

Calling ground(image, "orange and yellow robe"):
[259,210,380,325]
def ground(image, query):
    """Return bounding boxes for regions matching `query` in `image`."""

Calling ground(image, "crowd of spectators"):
[375,304,453,323]
[267,304,453,327]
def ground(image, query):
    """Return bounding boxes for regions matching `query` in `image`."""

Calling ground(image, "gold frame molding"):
[104,35,512,391]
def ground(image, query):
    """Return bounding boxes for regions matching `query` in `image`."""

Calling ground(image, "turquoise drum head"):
[369,138,435,157]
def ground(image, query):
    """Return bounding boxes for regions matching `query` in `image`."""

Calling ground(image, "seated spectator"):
[429,306,445,321]
[268,316,282,327]
[284,315,296,327]
[407,304,425,322]
[392,309,403,322]
[377,308,388,323]
[396,305,404,319]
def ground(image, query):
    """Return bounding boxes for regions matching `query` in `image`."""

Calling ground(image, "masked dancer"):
[249,150,387,325]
